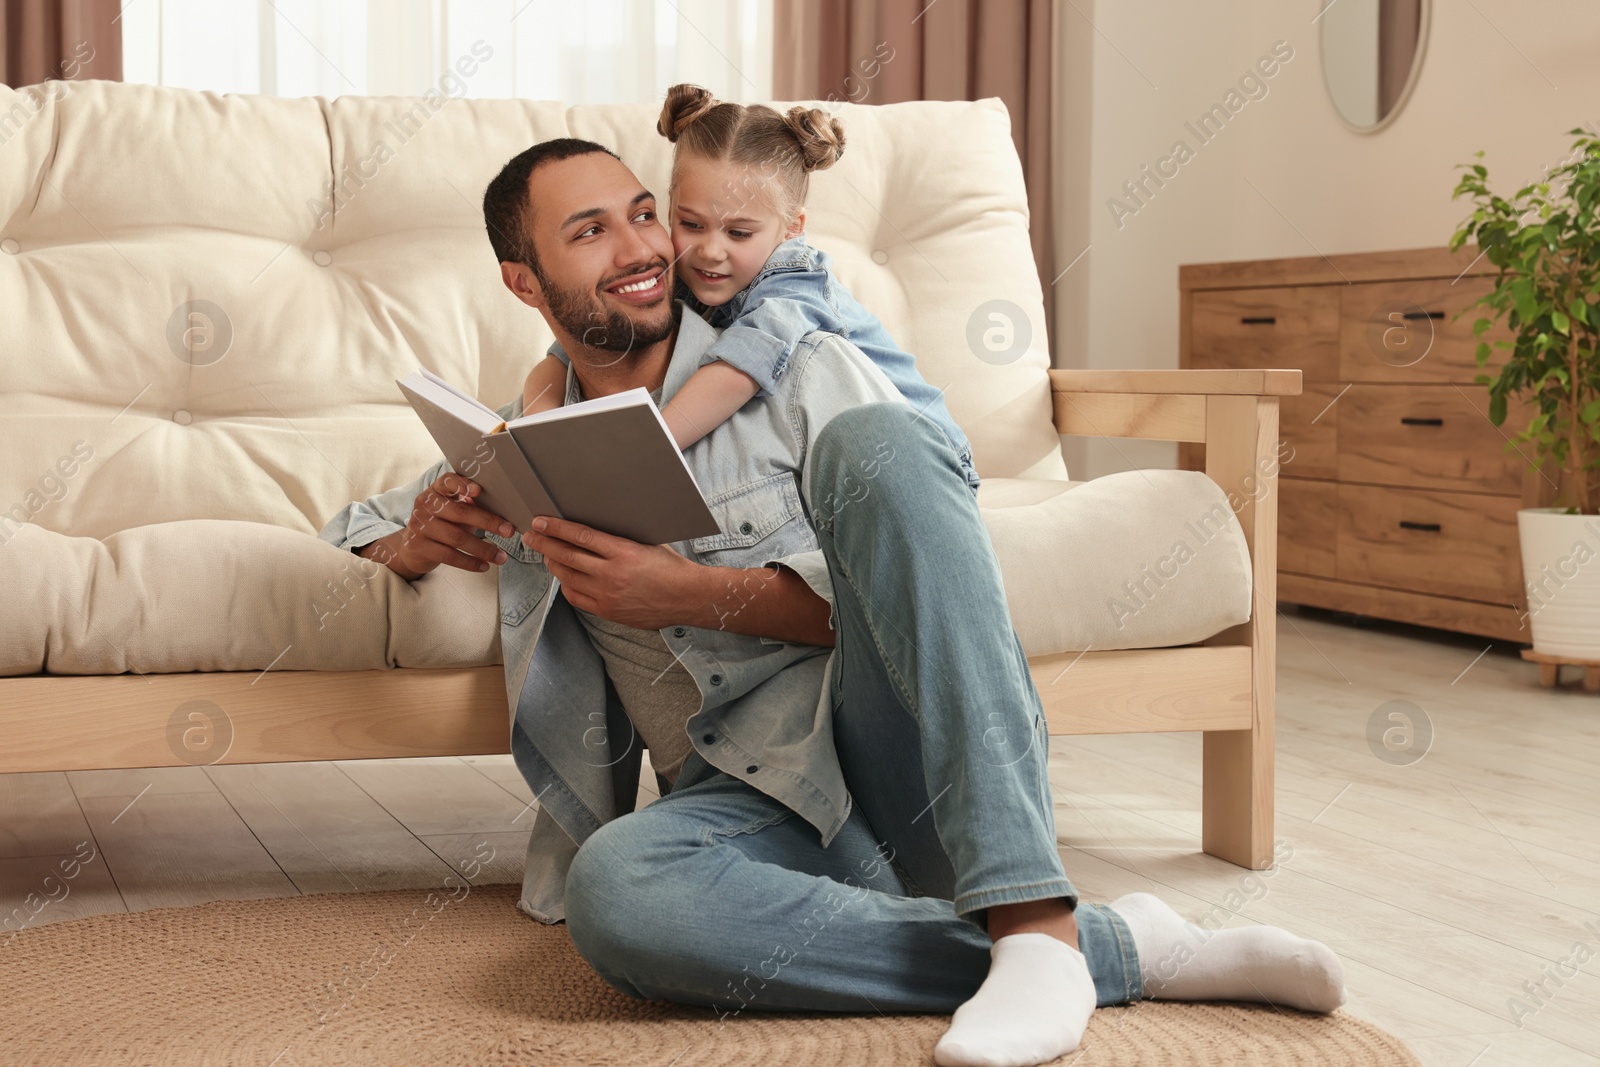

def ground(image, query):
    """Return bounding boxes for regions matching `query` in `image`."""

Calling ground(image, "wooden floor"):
[3,605,1596,1065]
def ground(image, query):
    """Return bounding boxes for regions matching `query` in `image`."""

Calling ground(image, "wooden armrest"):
[1049,368,1302,397]
[1050,368,1299,443]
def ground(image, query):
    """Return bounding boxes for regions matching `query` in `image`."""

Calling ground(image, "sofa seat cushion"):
[2,467,1252,676]
[0,520,500,676]
[979,470,1253,656]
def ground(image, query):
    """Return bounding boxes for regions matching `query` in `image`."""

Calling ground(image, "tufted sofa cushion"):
[1,520,501,674]
[0,469,1249,674]
[0,81,1249,676]
[980,472,1252,656]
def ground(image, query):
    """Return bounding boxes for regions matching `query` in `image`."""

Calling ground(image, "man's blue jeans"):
[563,402,1144,1015]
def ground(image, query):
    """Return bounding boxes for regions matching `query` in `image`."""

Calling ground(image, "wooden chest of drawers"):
[1179,247,1554,643]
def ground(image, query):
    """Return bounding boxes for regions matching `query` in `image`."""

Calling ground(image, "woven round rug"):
[0,883,1418,1066]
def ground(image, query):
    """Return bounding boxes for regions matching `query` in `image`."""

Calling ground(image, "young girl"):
[520,82,981,494]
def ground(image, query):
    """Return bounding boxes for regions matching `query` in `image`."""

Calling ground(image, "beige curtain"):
[774,0,1055,324]
[1,0,122,87]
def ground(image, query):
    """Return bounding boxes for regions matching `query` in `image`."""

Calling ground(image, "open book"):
[396,368,720,545]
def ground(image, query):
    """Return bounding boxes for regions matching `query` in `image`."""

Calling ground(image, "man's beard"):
[539,262,677,357]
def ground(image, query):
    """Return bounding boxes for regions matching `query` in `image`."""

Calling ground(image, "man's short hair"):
[482,138,622,276]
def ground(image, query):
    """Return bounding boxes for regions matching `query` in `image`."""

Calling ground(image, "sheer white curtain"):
[120,0,773,103]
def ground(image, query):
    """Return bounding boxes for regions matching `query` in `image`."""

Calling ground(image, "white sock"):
[933,932,1096,1067]
[1109,892,1346,1012]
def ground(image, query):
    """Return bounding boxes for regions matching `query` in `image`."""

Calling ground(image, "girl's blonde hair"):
[656,83,845,222]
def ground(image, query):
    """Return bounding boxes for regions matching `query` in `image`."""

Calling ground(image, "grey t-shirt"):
[572,609,701,786]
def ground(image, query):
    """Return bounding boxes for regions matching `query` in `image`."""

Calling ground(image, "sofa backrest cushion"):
[0,81,1066,540]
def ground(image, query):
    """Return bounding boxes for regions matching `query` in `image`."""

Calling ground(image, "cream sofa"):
[0,81,1297,870]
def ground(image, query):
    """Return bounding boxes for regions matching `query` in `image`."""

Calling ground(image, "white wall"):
[1053,0,1600,480]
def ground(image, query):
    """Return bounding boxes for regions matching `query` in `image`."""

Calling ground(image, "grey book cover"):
[504,390,720,545]
[397,371,719,545]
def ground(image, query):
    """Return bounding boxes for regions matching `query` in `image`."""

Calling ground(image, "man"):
[319,138,1345,1067]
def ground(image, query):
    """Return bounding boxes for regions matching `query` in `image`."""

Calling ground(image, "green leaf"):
[1511,276,1537,321]
[1554,310,1571,335]
[1473,317,1494,338]
[1572,299,1590,326]
[1582,400,1600,425]
[1490,393,1507,424]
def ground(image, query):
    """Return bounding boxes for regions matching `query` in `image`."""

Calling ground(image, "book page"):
[419,367,498,419]
[402,371,504,434]
[503,385,653,429]
[396,371,533,529]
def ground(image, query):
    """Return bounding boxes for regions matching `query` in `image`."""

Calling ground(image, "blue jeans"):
[563,402,1144,1015]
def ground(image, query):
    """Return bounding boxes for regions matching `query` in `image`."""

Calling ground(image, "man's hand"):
[522,515,699,628]
[359,473,515,581]
[524,515,836,646]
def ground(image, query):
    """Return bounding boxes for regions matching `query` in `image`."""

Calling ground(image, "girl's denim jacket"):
[555,236,980,492]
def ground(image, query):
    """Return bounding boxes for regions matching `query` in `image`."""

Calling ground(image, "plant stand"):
[1520,648,1600,693]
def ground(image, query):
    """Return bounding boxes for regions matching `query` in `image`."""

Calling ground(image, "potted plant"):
[1450,127,1600,659]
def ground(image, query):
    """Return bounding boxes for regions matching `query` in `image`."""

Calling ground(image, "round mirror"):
[1319,0,1429,132]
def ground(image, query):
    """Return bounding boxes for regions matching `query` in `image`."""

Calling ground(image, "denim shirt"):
[551,237,979,492]
[317,303,907,922]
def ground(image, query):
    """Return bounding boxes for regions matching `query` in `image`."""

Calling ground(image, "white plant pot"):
[1519,507,1600,659]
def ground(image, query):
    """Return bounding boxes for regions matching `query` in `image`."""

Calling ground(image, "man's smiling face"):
[521,152,677,355]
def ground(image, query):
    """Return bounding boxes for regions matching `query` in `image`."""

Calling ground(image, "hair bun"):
[783,106,846,171]
[658,83,719,142]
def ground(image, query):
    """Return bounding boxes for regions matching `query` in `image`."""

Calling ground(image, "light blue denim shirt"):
[317,303,907,922]
[552,236,979,492]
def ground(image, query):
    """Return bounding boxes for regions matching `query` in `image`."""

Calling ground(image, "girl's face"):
[669,154,803,306]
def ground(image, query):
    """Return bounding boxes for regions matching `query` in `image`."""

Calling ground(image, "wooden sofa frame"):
[4,367,1298,871]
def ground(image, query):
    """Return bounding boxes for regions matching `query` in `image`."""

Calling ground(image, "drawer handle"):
[1400,416,1444,426]
[1398,520,1442,533]
[1239,316,1277,325]
[1401,310,1445,321]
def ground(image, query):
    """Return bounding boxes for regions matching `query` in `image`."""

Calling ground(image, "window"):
[120,0,773,103]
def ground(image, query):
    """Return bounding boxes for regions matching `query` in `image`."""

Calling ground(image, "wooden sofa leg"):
[1200,392,1280,871]
[1202,726,1275,870]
